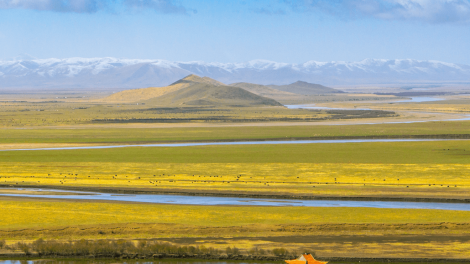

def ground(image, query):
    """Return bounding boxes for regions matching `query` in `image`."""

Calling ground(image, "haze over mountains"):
[1,57,470,90]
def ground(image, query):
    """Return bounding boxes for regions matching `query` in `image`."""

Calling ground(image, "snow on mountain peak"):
[0,57,469,88]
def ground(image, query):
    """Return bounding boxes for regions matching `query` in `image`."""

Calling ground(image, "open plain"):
[1,77,470,261]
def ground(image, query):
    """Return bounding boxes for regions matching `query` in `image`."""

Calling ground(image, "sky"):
[0,0,469,64]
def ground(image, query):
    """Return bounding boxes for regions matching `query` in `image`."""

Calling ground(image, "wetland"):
[2,85,470,260]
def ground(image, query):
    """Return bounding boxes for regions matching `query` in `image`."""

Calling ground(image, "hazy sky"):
[1,0,470,64]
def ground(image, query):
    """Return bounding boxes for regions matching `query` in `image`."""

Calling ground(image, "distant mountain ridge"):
[1,57,470,89]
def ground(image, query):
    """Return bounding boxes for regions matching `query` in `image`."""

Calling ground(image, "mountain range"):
[1,57,469,90]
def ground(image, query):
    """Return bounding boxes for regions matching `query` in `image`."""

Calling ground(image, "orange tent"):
[285,253,327,264]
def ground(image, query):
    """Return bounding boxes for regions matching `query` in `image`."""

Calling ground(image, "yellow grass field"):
[3,198,470,230]
[1,162,469,199]
[1,198,470,258]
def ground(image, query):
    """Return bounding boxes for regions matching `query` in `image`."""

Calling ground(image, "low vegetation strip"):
[91,110,396,123]
[1,238,296,260]
[5,238,470,261]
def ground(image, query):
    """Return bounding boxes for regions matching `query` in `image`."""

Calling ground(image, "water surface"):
[394,97,444,103]
[285,97,444,110]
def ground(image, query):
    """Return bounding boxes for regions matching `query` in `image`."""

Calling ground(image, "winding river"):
[1,188,469,211]
[285,96,470,125]
[286,96,445,110]
[0,139,463,151]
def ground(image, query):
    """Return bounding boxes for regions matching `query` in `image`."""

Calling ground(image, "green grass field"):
[0,140,468,164]
[0,121,470,144]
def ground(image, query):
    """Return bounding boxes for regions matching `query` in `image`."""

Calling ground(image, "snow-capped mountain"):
[0,57,469,89]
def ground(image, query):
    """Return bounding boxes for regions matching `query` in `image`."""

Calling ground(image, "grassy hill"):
[103,75,226,103]
[230,82,297,97]
[268,81,344,95]
[103,85,183,103]
[171,74,226,87]
[144,82,282,107]
[104,74,282,107]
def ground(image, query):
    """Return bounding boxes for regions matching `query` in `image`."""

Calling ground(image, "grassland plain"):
[1,198,470,258]
[3,91,464,128]
[1,121,470,144]
[1,141,470,200]
[0,80,402,127]
[0,100,362,127]
[2,92,470,260]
